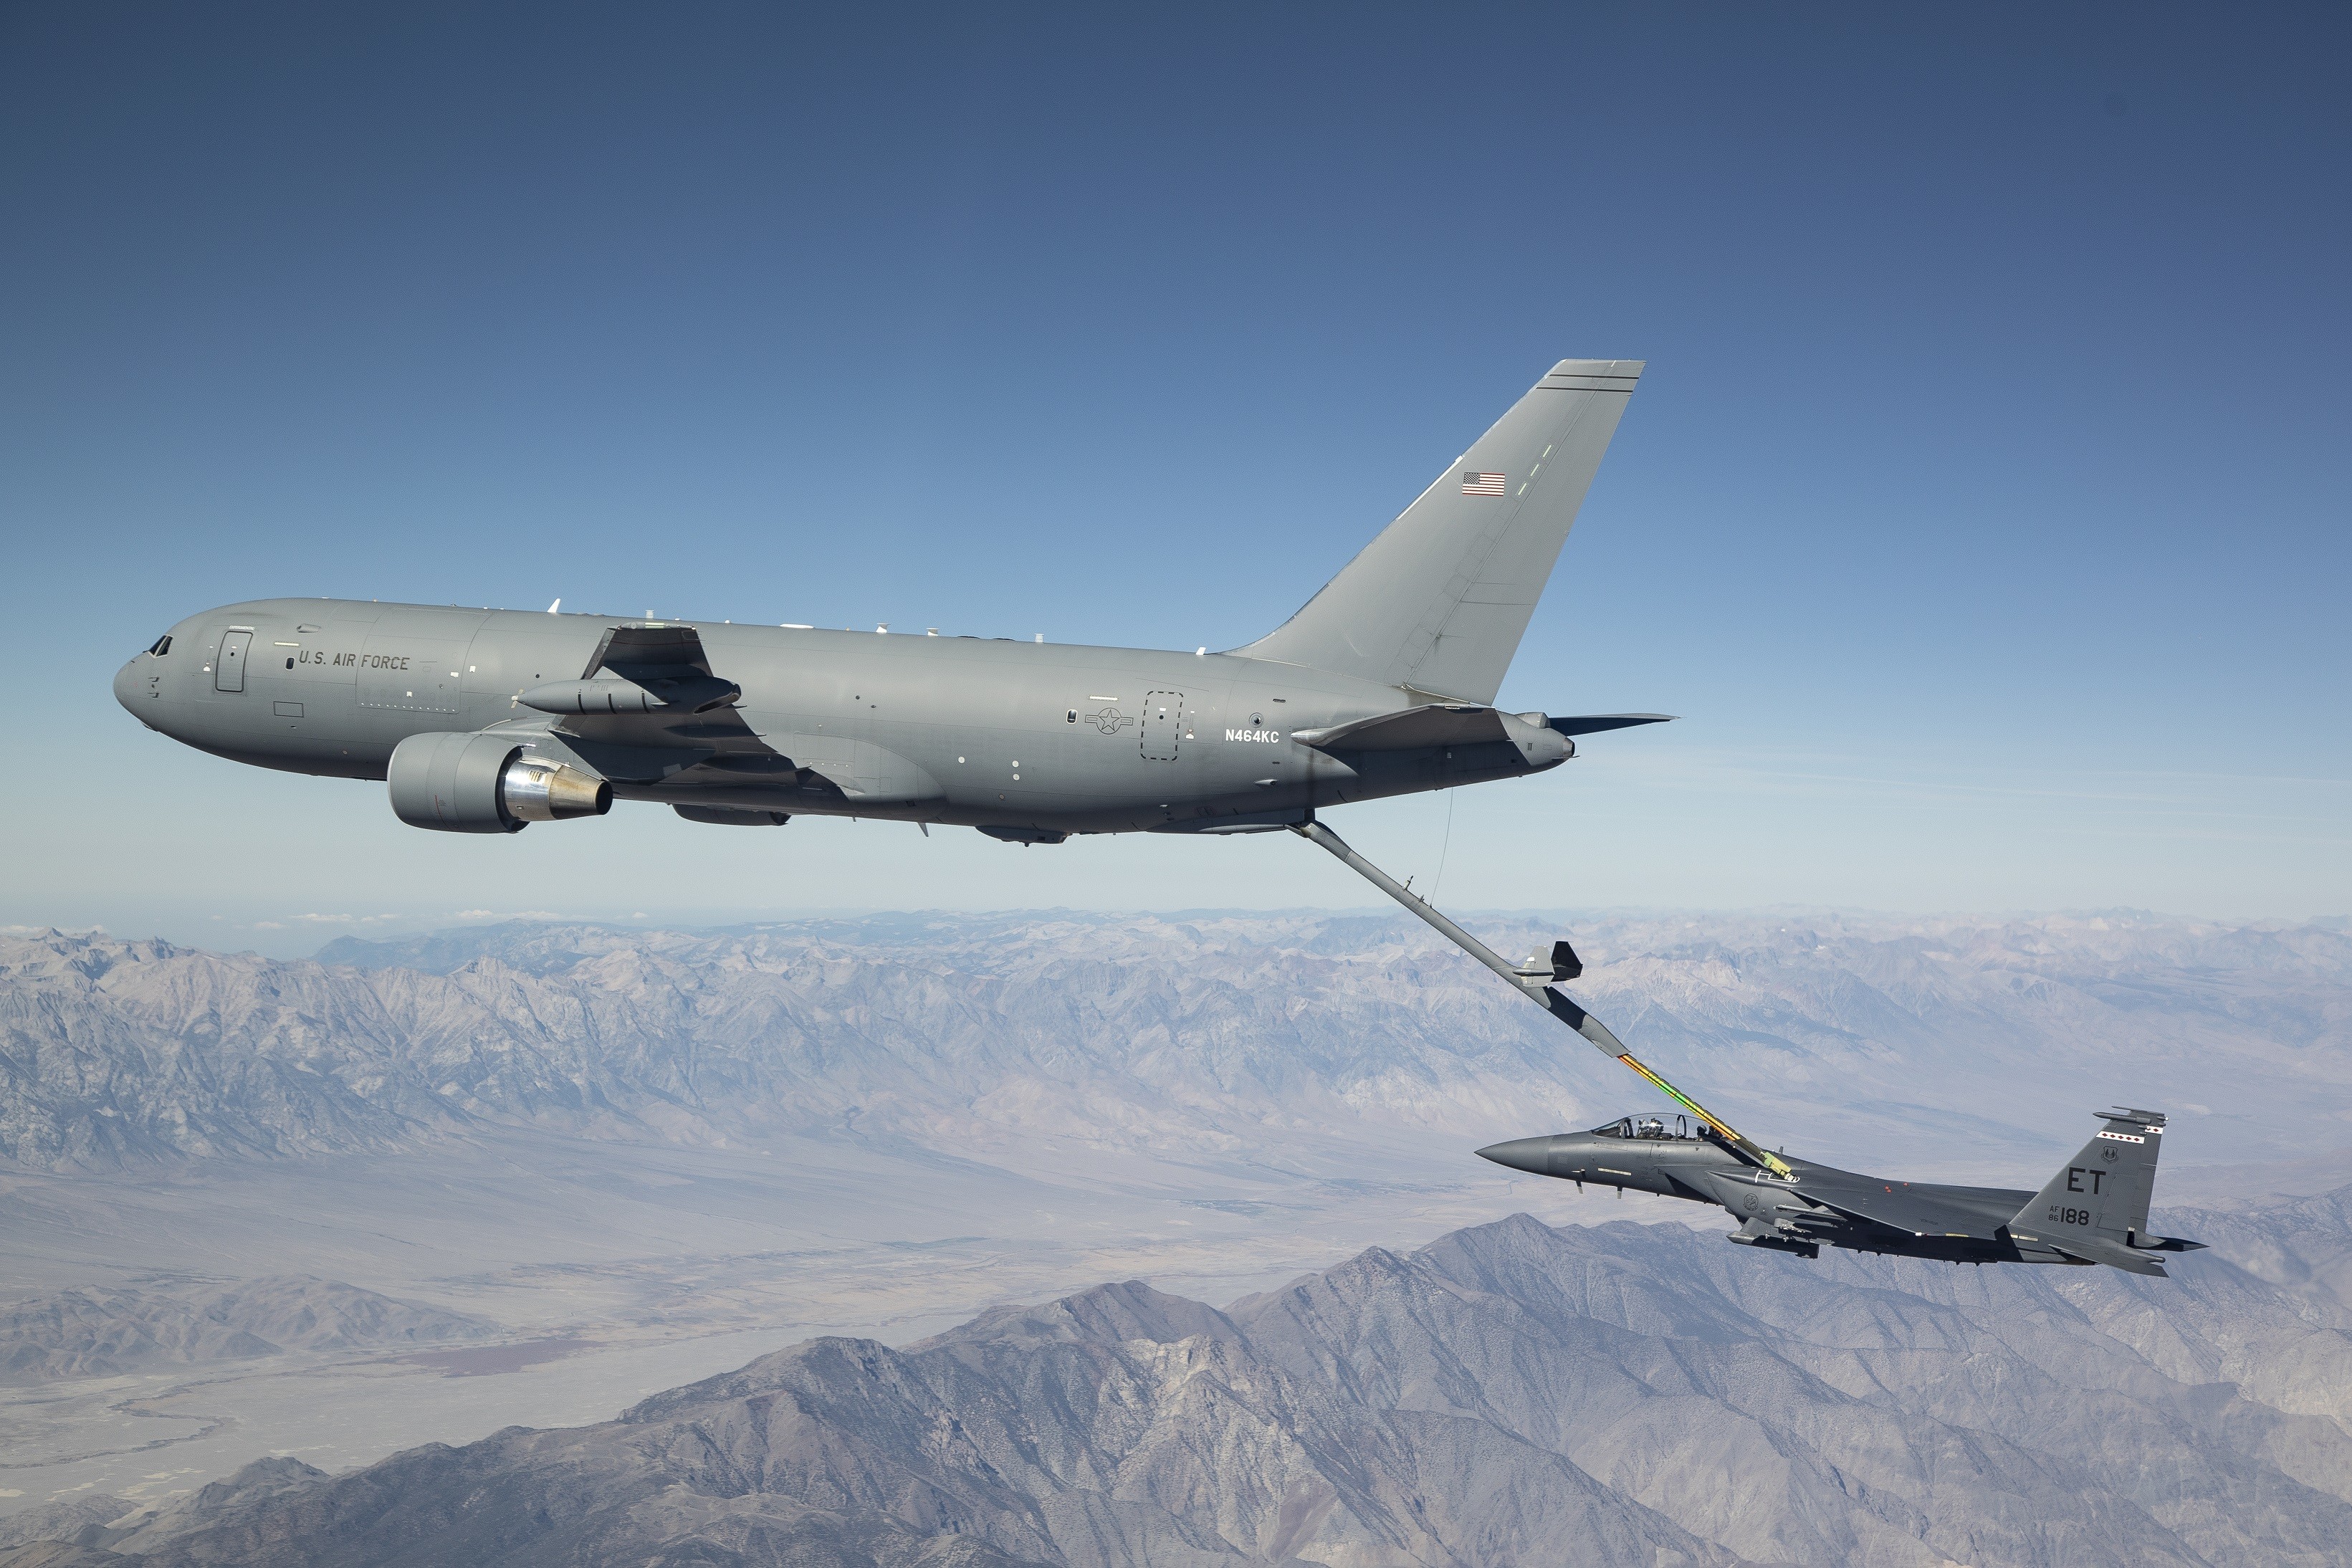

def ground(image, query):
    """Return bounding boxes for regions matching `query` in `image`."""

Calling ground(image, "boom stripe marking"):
[1615,1052,1794,1178]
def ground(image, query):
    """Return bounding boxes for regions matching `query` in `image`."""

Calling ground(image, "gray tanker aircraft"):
[116,360,1665,839]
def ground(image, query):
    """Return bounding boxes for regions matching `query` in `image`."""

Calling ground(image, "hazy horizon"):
[10,896,2347,965]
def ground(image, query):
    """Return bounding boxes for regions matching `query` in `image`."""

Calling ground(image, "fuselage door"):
[1140,690,1184,762]
[215,629,252,692]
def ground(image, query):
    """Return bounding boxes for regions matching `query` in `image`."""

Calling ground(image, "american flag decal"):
[1461,471,1507,497]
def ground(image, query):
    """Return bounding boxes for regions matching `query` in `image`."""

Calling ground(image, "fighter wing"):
[1797,1177,2007,1241]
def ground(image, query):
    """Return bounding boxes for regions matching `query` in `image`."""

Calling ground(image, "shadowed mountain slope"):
[19,1208,2352,1568]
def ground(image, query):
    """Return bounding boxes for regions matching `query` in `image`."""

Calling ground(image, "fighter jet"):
[1265,895,2207,1280]
[114,361,1665,839]
[1479,1104,2207,1275]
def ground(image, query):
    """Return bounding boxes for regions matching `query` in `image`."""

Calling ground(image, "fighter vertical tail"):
[2009,1109,2203,1275]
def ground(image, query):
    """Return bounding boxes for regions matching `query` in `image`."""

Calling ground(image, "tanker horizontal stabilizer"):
[1547,713,1677,737]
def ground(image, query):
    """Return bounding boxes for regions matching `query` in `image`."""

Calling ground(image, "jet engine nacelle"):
[387,732,611,833]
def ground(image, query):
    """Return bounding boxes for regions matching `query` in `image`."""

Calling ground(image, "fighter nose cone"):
[1476,1136,1552,1176]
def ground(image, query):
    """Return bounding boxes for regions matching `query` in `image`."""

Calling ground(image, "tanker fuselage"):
[115,598,1569,836]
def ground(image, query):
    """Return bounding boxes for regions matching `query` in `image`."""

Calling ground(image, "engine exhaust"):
[502,760,611,821]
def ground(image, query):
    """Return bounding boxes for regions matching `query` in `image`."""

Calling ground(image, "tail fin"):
[1232,359,1643,704]
[2010,1109,2193,1275]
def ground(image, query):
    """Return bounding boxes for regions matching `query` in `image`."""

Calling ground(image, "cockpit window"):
[1590,1114,1688,1140]
[147,635,173,656]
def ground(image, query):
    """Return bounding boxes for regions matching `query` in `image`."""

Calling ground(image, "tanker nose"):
[115,656,159,728]
[1476,1136,1554,1176]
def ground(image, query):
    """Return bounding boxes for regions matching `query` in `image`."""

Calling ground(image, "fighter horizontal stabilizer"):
[2132,1234,2208,1253]
[2042,1235,2169,1276]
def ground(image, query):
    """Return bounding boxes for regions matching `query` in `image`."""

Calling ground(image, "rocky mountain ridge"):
[0,1276,498,1383]
[16,1203,2352,1567]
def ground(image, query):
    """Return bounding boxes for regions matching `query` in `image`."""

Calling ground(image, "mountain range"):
[0,1276,496,1384]
[6,910,2347,1182]
[6,910,2350,1564]
[14,1202,2352,1567]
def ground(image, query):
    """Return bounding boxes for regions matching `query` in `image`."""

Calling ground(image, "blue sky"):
[3,4,2345,953]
